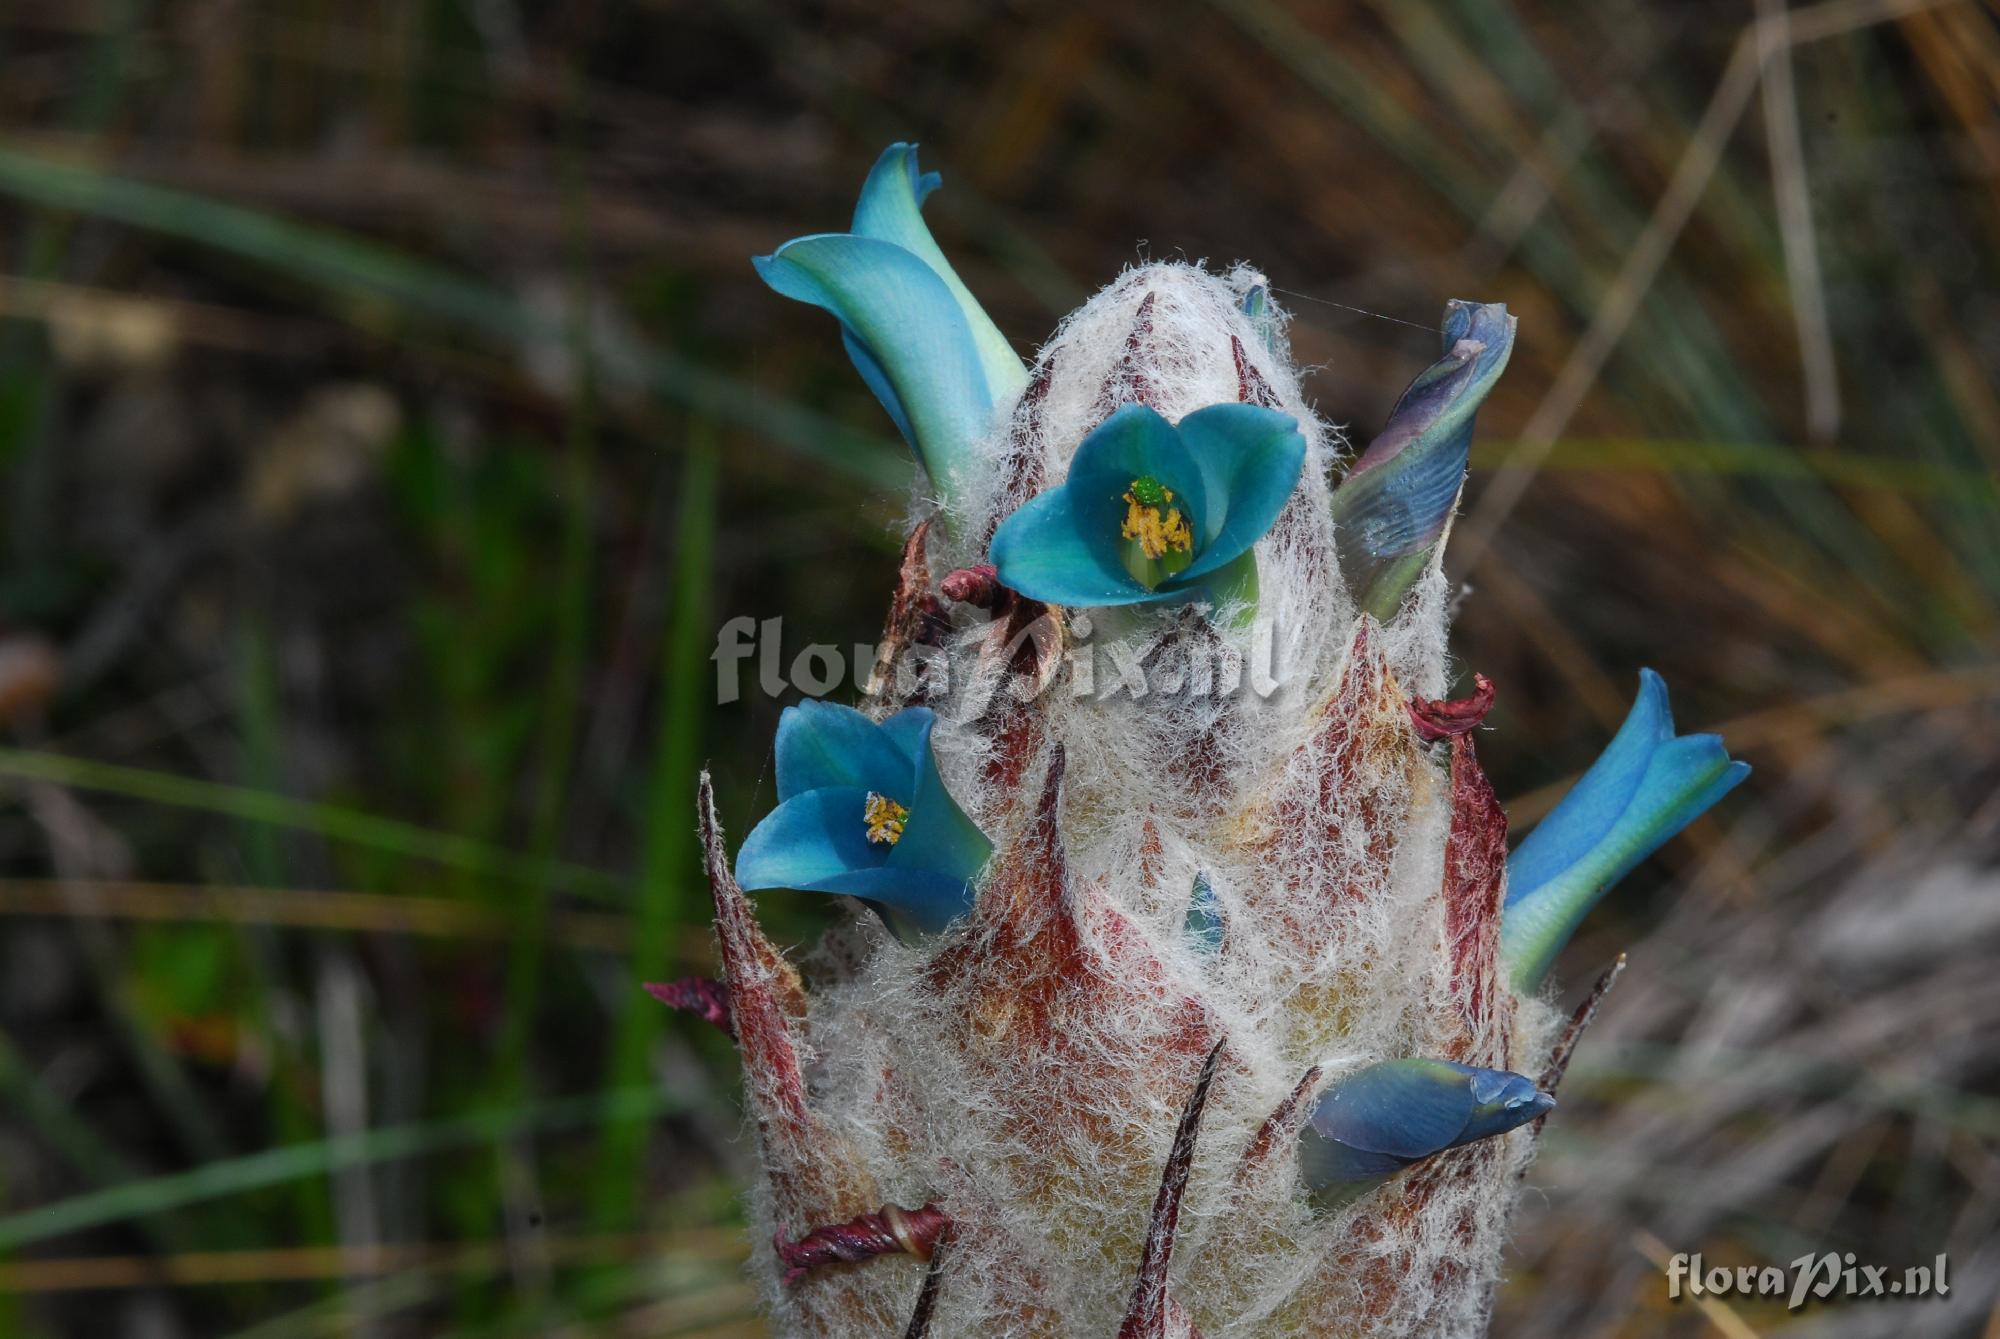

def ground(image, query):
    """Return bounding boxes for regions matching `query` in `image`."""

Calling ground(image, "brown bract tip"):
[1118,1041,1224,1339]
[1231,334,1280,408]
[1232,1065,1324,1191]
[900,1230,953,1339]
[871,521,950,706]
[773,1202,954,1287]
[1409,672,1496,742]
[642,977,731,1037]
[1538,953,1626,1098]
[941,563,1005,609]
[1094,291,1163,419]
[700,775,877,1236]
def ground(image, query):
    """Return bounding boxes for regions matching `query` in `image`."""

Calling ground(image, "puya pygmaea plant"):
[652,144,1747,1338]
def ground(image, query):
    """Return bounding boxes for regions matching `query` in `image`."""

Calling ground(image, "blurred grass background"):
[0,0,1995,1335]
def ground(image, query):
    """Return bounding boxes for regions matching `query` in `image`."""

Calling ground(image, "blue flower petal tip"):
[755,144,1025,510]
[1499,670,1749,992]
[988,402,1306,612]
[735,701,992,940]
[1186,874,1223,954]
[1297,1058,1552,1207]
[1331,299,1515,622]
[1238,282,1279,352]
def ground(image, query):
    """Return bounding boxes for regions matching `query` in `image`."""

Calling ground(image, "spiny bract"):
[657,143,1745,1339]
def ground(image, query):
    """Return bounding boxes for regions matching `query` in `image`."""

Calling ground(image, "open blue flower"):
[754,144,1026,512]
[988,402,1307,609]
[1297,1058,1553,1208]
[1500,670,1750,992]
[1331,300,1514,621]
[735,701,992,939]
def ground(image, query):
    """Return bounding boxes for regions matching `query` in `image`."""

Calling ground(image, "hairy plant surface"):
[666,146,1743,1338]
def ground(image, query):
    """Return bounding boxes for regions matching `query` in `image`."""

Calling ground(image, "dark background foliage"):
[0,1,1996,1335]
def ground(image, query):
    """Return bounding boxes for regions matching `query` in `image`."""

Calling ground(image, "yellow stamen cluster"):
[1121,478,1193,560]
[864,792,909,846]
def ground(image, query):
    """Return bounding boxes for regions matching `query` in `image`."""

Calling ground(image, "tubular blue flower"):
[734,701,992,940]
[1297,1058,1553,1208]
[988,402,1307,609]
[1500,670,1750,992]
[753,143,1027,511]
[1331,300,1515,622]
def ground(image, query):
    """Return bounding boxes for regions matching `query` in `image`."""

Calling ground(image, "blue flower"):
[1297,1058,1553,1207]
[754,144,1026,512]
[988,402,1307,609]
[734,701,992,939]
[1500,670,1750,992]
[1331,300,1514,621]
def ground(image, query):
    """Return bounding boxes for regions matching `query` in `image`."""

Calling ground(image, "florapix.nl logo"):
[1666,1251,1949,1311]
[709,607,1318,715]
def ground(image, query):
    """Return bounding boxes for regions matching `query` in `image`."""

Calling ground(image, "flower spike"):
[1332,300,1514,621]
[755,144,1025,511]
[1499,670,1748,992]
[988,402,1306,611]
[736,702,992,939]
[1296,1058,1552,1209]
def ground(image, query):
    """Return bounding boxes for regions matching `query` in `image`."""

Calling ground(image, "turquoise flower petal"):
[887,714,993,886]
[1457,1065,1556,1142]
[790,866,980,938]
[841,329,916,447]
[876,704,937,772]
[1332,300,1514,621]
[774,699,914,799]
[1065,403,1212,575]
[1309,1058,1485,1159]
[735,786,890,891]
[1504,671,1672,905]
[851,144,1026,407]
[1297,1140,1407,1185]
[754,233,993,503]
[1500,671,1749,992]
[988,484,1152,606]
[988,403,1303,611]
[738,703,991,939]
[1298,1058,1552,1204]
[1173,404,1308,582]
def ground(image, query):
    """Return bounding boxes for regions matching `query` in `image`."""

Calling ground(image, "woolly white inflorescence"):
[720,262,1565,1338]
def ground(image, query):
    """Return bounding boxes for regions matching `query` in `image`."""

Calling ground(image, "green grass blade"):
[589,422,719,1231]
[0,748,630,902]
[0,1087,686,1254]
[0,145,909,492]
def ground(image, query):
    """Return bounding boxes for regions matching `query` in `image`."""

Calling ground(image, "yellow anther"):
[1121,478,1193,561]
[864,792,909,846]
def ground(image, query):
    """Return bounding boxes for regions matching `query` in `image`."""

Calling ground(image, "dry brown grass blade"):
[1629,1230,1765,1339]
[1456,0,1973,568]
[0,1228,743,1293]
[0,878,717,964]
